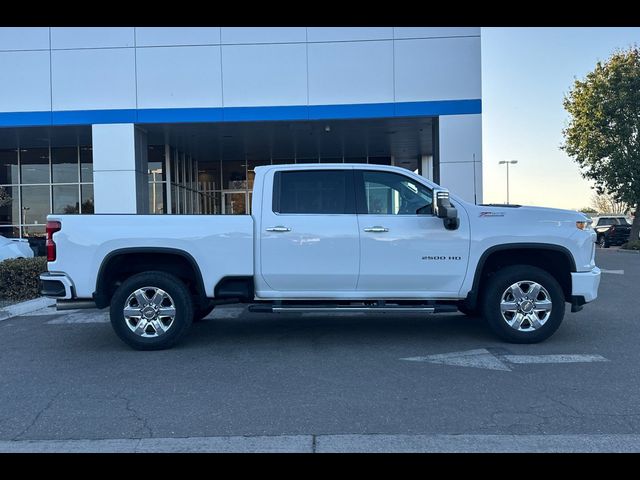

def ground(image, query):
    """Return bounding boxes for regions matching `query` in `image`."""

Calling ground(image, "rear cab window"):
[272,170,355,214]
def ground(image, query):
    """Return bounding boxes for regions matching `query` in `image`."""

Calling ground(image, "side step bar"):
[248,304,458,314]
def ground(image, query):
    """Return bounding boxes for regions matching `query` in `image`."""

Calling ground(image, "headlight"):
[576,219,593,230]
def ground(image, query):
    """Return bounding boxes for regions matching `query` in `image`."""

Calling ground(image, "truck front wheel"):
[110,271,194,350]
[481,265,565,343]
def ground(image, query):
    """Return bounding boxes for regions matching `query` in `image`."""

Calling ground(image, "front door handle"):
[363,226,389,233]
[266,226,291,232]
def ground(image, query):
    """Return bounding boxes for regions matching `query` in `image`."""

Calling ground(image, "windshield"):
[598,217,630,226]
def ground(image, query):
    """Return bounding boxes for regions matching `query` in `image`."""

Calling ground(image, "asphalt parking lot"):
[0,248,639,452]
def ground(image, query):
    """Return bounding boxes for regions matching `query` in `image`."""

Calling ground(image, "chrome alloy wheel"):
[500,281,552,332]
[123,286,177,338]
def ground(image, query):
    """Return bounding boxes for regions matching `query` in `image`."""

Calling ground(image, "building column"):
[438,114,483,204]
[92,123,149,214]
[421,155,433,180]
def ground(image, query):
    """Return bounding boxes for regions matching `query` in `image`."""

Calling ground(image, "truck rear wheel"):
[481,265,565,343]
[109,271,194,350]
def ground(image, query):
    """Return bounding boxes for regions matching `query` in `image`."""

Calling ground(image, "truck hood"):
[468,204,587,224]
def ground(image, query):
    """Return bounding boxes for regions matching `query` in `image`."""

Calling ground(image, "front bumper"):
[39,272,75,300]
[571,267,601,303]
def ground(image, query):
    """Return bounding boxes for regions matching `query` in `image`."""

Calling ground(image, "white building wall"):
[0,27,483,208]
[0,26,480,112]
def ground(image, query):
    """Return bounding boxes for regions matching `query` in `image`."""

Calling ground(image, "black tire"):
[481,265,565,344]
[598,235,608,248]
[193,304,215,322]
[109,271,194,350]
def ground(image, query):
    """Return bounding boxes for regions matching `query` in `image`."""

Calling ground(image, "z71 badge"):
[479,211,505,217]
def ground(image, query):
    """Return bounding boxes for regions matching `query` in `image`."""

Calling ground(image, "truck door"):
[259,168,360,292]
[354,169,470,296]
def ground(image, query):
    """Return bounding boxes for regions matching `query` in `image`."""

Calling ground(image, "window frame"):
[354,169,435,216]
[272,169,357,215]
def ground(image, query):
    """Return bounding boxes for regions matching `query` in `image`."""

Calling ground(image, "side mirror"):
[433,188,459,230]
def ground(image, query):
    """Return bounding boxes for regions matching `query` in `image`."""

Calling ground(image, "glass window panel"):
[320,157,343,164]
[361,171,432,215]
[344,157,367,164]
[22,225,45,238]
[81,184,94,214]
[271,157,292,165]
[20,148,50,184]
[0,149,19,184]
[222,160,247,190]
[368,157,391,165]
[20,185,50,226]
[52,185,79,214]
[200,191,221,215]
[175,153,183,185]
[186,156,193,189]
[0,226,20,238]
[149,182,166,214]
[223,191,247,215]
[0,186,19,228]
[147,145,165,182]
[247,158,271,191]
[171,184,178,214]
[198,161,220,192]
[395,158,419,173]
[52,146,79,183]
[276,170,352,215]
[80,146,93,183]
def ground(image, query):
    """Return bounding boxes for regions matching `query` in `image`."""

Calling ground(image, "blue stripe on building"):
[0,99,481,128]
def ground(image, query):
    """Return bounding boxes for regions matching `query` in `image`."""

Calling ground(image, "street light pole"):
[498,160,518,204]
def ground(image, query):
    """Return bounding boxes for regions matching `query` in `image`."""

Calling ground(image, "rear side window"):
[273,170,355,214]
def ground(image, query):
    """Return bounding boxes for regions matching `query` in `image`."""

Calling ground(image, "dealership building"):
[0,27,482,240]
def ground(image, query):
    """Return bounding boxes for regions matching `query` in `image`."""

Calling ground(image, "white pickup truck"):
[40,163,601,350]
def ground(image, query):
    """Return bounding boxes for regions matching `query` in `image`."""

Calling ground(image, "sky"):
[481,27,640,210]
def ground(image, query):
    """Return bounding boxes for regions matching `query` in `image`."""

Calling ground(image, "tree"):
[562,46,640,241]
[590,191,630,215]
[579,207,598,215]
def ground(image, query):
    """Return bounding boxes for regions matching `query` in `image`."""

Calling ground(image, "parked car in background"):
[592,216,632,248]
[0,235,35,261]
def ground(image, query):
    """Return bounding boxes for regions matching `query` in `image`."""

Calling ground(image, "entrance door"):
[260,168,360,292]
[355,169,470,296]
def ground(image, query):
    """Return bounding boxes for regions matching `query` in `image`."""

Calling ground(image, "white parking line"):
[601,269,625,274]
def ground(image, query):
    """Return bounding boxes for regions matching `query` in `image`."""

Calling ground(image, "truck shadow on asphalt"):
[178,313,498,350]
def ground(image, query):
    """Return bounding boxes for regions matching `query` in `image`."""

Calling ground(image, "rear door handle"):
[363,226,389,233]
[266,226,291,232]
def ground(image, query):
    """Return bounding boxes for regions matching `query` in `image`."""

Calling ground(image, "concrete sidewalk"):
[2,434,640,453]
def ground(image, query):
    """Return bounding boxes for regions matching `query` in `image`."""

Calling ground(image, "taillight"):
[46,220,61,262]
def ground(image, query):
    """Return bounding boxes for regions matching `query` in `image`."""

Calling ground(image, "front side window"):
[360,171,432,215]
[273,170,354,214]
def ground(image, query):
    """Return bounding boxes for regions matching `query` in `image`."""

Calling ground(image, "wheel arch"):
[465,243,576,309]
[94,247,206,309]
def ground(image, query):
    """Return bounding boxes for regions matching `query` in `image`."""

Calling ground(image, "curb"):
[617,249,640,255]
[0,297,55,321]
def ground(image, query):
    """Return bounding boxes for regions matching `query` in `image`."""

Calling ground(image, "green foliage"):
[579,207,598,214]
[0,257,48,301]
[622,240,640,250]
[562,46,640,240]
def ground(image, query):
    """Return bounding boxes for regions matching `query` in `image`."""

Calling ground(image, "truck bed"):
[47,214,254,299]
